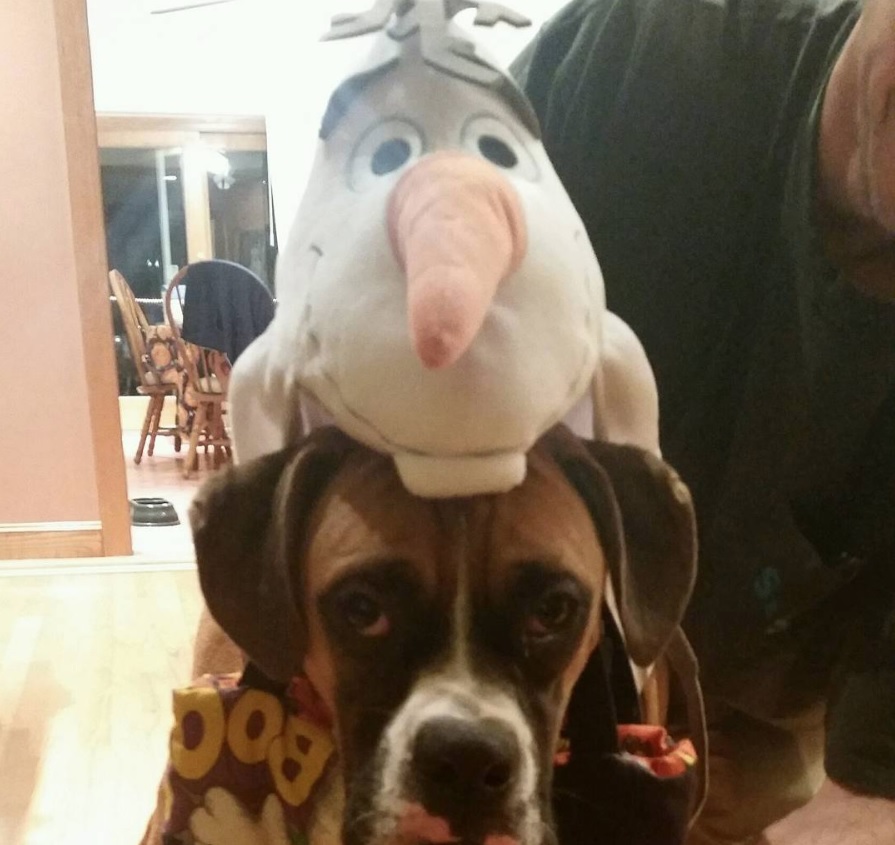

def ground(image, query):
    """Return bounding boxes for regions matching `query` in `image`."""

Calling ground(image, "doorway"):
[98,114,276,555]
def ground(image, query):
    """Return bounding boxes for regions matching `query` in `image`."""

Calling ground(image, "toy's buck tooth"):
[228,0,661,497]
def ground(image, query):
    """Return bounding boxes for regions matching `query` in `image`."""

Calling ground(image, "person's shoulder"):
[512,0,701,100]
[515,0,734,109]
[733,0,859,50]
[515,0,859,151]
[530,0,860,46]
[515,0,733,86]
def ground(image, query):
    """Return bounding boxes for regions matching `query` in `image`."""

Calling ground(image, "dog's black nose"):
[411,717,520,811]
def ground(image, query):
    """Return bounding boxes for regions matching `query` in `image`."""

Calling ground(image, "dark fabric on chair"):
[181,260,275,363]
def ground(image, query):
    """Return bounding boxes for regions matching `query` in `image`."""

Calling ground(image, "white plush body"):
[230,28,659,497]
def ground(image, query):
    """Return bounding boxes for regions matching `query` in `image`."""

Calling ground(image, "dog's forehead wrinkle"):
[483,461,606,592]
[306,474,457,595]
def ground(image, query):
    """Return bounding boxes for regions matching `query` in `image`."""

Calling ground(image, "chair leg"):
[147,394,162,458]
[203,404,212,454]
[135,395,155,465]
[164,393,183,452]
[211,406,228,469]
[183,402,208,480]
[209,406,219,468]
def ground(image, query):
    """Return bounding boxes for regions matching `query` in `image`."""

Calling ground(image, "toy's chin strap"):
[663,627,709,827]
[579,608,709,828]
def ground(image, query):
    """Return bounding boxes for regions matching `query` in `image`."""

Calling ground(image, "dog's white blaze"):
[447,513,472,675]
[372,516,542,845]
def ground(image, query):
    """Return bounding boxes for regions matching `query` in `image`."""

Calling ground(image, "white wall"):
[87,0,272,115]
[87,0,567,247]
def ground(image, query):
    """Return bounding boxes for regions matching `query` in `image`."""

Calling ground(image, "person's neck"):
[818,211,895,301]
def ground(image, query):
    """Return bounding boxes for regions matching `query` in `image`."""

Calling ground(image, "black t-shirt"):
[514,0,895,795]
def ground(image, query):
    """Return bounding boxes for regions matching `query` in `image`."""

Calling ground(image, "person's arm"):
[515,2,895,841]
[760,125,895,845]
[781,1,895,832]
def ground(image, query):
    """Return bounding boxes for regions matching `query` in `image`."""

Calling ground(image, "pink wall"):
[0,0,101,524]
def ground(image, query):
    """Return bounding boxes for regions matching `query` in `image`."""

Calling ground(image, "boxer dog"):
[175,425,696,845]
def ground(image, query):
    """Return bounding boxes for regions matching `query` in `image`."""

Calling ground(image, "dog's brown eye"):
[525,591,578,638]
[341,590,390,637]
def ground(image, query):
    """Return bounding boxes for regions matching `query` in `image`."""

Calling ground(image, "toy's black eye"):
[350,119,423,191]
[478,135,518,169]
[372,138,412,175]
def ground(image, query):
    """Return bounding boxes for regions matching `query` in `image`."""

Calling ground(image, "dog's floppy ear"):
[543,426,697,667]
[189,426,357,683]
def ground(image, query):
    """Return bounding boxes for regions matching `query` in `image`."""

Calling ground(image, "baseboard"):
[119,394,178,432]
[0,521,104,560]
[0,558,196,577]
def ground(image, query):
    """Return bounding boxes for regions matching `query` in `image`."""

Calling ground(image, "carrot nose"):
[388,151,527,370]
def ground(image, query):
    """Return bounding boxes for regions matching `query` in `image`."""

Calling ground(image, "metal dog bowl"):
[130,497,181,527]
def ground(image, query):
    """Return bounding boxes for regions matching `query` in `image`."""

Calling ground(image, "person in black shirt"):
[514,0,895,843]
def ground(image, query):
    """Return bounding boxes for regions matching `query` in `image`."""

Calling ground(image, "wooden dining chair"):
[108,270,182,464]
[164,267,232,479]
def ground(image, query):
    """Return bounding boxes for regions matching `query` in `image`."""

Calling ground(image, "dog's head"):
[190,426,696,845]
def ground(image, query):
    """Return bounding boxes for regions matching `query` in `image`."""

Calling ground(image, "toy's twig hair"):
[323,0,407,41]
[319,0,539,140]
[323,0,529,42]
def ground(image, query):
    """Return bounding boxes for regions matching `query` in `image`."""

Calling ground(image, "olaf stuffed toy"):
[230,0,660,497]
[155,10,694,843]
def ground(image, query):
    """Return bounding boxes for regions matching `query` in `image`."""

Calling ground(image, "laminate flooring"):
[0,432,220,844]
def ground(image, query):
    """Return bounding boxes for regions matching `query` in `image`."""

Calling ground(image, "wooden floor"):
[0,431,227,845]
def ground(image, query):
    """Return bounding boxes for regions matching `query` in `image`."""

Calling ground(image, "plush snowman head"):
[268,0,608,496]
